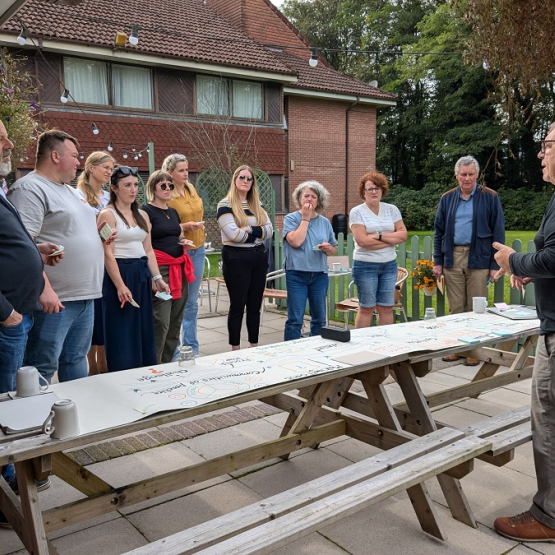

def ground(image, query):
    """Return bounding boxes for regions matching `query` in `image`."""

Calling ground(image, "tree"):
[0,49,41,169]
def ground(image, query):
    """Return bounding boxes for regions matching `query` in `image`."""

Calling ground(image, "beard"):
[0,155,12,177]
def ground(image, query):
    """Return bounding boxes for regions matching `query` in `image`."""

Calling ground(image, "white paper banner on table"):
[49,312,539,436]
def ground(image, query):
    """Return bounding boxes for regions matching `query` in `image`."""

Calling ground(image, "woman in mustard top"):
[163,154,205,357]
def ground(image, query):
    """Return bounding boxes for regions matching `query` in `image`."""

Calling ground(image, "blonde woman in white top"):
[76,151,115,375]
[99,166,169,371]
[217,165,273,350]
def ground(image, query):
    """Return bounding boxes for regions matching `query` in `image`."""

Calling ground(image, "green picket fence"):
[269,231,536,323]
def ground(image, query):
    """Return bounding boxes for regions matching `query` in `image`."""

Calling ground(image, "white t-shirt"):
[75,189,110,216]
[349,202,402,263]
[8,172,104,302]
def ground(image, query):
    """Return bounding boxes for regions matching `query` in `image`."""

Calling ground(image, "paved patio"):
[1,283,553,555]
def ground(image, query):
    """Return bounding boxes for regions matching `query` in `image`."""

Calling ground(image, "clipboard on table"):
[486,305,538,320]
[0,392,59,434]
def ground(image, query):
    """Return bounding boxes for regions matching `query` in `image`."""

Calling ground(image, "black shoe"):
[8,476,51,495]
[0,509,11,529]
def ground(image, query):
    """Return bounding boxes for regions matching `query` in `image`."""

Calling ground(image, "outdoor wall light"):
[16,28,27,46]
[309,48,318,68]
[107,141,114,151]
[91,122,100,135]
[60,89,69,103]
[129,25,139,46]
[115,31,127,47]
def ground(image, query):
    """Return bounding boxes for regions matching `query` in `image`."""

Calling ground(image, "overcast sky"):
[271,0,284,7]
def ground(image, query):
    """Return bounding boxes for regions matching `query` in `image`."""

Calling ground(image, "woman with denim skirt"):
[283,181,337,340]
[350,171,407,327]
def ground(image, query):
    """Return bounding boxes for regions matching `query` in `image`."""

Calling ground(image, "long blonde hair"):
[161,153,196,198]
[77,151,115,207]
[226,165,269,228]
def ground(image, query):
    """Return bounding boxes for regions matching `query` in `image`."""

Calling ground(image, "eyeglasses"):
[540,140,555,154]
[159,182,175,191]
[364,187,381,193]
[95,163,114,171]
[111,166,138,180]
[238,175,254,183]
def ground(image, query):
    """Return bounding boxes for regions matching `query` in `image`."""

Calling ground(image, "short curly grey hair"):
[291,180,330,214]
[454,155,480,176]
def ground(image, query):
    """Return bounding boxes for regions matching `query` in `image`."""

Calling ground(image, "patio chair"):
[335,266,409,328]
[261,269,287,322]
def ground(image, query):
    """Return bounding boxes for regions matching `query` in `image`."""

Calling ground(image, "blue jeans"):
[177,245,205,356]
[0,313,33,485]
[25,300,94,383]
[284,270,328,341]
[0,313,33,393]
[352,259,397,307]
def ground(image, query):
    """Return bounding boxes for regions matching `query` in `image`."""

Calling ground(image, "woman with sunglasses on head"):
[217,166,273,350]
[76,151,115,375]
[142,170,195,363]
[350,171,407,328]
[163,154,205,358]
[99,166,170,372]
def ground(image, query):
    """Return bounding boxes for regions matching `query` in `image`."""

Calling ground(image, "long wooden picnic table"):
[0,313,539,554]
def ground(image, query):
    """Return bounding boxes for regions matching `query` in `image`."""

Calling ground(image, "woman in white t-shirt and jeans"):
[349,171,407,327]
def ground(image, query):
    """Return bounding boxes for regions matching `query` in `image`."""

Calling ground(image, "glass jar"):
[178,346,195,367]
[423,308,437,321]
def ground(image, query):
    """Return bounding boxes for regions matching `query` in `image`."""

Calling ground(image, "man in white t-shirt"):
[8,130,105,382]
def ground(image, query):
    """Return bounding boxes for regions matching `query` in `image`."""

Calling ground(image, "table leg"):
[392,361,477,528]
[358,368,446,540]
[279,379,339,460]
[14,459,58,554]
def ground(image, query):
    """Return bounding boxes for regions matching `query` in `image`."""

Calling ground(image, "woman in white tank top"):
[98,166,170,372]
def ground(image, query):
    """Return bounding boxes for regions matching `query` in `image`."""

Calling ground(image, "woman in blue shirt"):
[283,181,337,340]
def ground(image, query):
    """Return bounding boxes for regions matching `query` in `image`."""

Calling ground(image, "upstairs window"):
[63,57,153,110]
[197,76,263,119]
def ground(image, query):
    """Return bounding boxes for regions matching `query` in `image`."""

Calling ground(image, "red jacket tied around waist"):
[153,249,196,299]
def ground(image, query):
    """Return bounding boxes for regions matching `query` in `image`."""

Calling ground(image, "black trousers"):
[222,245,269,346]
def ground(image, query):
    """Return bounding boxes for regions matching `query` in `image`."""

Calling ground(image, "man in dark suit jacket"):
[0,119,63,526]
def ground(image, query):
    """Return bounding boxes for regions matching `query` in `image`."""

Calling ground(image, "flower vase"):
[424,286,437,296]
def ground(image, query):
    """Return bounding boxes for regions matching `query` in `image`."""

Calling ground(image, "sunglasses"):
[159,182,175,191]
[111,166,138,181]
[238,175,254,183]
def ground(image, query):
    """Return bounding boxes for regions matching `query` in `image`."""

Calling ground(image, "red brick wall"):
[286,97,377,219]
[19,111,285,174]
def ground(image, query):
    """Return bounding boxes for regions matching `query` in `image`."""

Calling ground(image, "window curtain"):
[112,65,153,109]
[63,58,109,105]
[197,76,229,116]
[233,81,263,119]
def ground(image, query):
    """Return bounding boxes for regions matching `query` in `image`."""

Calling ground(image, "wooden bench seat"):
[124,428,491,555]
[463,405,532,466]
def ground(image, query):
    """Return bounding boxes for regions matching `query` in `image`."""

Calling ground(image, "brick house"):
[0,0,395,222]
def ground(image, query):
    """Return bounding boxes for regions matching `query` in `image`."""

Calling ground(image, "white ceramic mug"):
[42,400,80,440]
[332,262,341,272]
[16,366,49,397]
[473,297,488,313]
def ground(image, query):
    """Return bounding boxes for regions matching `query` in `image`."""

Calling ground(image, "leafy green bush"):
[387,181,554,231]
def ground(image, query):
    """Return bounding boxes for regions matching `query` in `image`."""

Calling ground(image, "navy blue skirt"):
[91,297,104,346]
[102,257,157,372]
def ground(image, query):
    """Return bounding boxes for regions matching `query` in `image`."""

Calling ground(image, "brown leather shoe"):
[494,511,555,542]
[464,358,480,366]
[441,354,461,362]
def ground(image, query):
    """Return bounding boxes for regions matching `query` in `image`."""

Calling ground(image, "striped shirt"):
[217,198,273,247]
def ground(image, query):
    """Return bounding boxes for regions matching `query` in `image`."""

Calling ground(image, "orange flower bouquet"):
[410,259,437,293]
